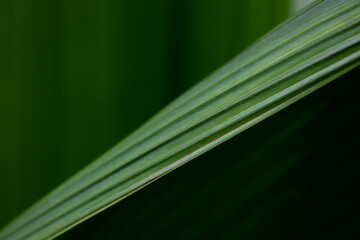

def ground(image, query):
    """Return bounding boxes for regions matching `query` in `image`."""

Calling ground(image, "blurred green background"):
[1,0,359,239]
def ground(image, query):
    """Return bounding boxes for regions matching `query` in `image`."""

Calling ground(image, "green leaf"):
[1,0,360,239]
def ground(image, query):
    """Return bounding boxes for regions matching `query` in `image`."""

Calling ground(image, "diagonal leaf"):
[1,0,360,239]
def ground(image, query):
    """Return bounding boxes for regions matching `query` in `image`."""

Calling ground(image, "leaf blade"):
[1,0,360,239]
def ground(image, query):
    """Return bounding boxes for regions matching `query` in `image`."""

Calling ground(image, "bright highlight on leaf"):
[1,0,360,239]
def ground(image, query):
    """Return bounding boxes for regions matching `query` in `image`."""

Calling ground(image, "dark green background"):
[0,0,359,239]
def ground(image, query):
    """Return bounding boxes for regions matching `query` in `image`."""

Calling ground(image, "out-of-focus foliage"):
[0,0,289,228]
